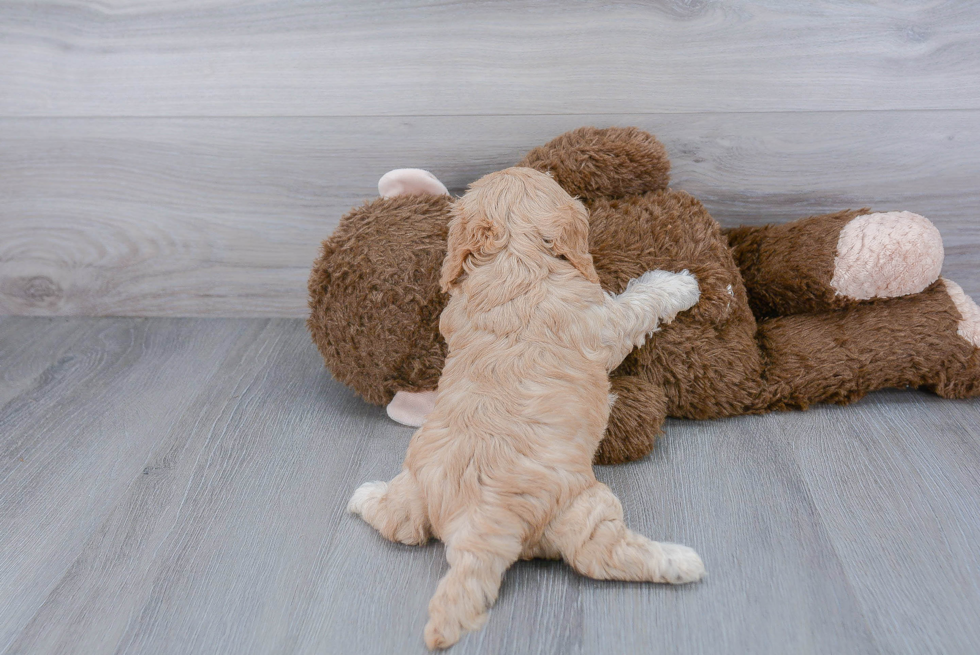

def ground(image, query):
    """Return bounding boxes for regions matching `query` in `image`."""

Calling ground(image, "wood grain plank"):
[0,317,102,407]
[1,318,390,655]
[770,391,980,654]
[2,318,979,653]
[581,416,878,654]
[2,112,978,317]
[2,1,980,116]
[0,317,278,650]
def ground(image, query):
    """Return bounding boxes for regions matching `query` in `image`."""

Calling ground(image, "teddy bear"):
[308,127,980,465]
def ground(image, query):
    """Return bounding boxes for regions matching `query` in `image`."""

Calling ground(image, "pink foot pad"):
[831,212,944,300]
[943,278,980,348]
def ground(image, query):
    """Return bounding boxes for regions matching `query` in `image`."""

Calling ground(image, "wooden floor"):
[1,317,978,654]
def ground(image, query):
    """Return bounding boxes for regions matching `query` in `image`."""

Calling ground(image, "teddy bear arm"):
[518,127,671,200]
[726,209,944,318]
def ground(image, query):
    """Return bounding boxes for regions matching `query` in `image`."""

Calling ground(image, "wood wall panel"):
[1,1,979,117]
[2,112,977,316]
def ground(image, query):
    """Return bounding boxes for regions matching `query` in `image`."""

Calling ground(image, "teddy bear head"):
[307,127,718,409]
[307,170,455,406]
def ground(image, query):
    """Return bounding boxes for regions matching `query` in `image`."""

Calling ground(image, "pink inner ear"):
[386,390,437,427]
[378,168,449,198]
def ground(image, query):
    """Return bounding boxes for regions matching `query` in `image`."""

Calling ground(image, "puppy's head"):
[440,167,599,292]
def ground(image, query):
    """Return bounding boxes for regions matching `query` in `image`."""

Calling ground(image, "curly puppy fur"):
[349,168,704,649]
[309,127,980,464]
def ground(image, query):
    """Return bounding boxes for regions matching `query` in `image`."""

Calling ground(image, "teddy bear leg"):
[594,376,668,465]
[518,127,671,200]
[755,279,980,410]
[927,279,980,399]
[726,210,944,318]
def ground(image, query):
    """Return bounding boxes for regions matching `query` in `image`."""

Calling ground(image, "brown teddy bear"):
[308,127,980,465]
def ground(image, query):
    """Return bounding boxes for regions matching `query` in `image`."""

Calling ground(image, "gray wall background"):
[1,0,978,317]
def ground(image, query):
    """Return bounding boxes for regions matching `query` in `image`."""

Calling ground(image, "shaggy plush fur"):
[348,168,704,650]
[519,126,671,199]
[726,209,945,317]
[308,126,980,464]
[308,193,451,406]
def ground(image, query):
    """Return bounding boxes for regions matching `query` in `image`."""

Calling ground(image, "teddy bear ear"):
[378,168,449,198]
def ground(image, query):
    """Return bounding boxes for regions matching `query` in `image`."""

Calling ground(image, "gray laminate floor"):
[1,317,979,655]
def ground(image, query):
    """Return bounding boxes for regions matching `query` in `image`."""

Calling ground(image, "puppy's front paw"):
[347,480,387,516]
[632,269,700,319]
[655,542,706,584]
[664,270,700,314]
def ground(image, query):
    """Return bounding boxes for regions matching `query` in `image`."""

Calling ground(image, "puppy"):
[349,167,704,649]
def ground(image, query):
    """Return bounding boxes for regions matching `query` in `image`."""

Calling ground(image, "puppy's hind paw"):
[347,480,388,516]
[655,542,706,584]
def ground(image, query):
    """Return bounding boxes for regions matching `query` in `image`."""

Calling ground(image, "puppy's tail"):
[423,524,522,650]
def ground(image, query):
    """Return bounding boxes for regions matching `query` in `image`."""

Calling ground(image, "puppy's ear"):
[551,200,600,284]
[440,199,500,292]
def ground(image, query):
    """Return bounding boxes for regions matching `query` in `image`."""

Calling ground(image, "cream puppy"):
[349,167,704,649]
